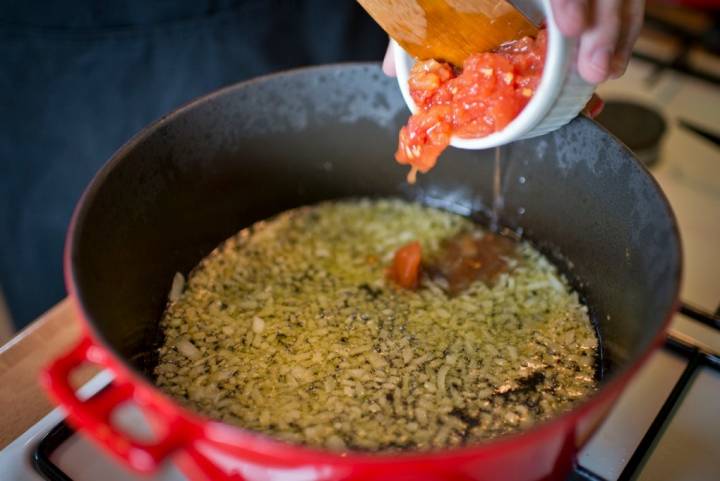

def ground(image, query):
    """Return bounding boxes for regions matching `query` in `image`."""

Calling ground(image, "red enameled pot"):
[42,64,681,481]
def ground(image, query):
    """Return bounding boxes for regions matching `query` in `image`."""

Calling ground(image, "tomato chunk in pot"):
[388,241,423,290]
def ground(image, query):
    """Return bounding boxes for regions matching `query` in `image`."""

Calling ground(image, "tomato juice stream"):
[490,146,504,232]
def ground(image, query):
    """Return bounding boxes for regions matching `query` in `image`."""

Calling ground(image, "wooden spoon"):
[358,0,539,67]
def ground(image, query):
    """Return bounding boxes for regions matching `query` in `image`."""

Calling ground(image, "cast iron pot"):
[43,64,681,481]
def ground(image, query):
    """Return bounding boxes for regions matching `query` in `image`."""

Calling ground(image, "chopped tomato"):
[388,241,422,290]
[396,30,547,183]
[408,59,455,108]
[395,106,452,182]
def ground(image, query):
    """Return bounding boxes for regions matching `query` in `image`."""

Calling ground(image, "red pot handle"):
[183,446,249,481]
[42,335,194,473]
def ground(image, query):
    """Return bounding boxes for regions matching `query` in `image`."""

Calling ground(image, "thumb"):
[382,42,397,77]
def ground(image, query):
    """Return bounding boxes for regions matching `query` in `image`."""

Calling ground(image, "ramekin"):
[392,0,595,150]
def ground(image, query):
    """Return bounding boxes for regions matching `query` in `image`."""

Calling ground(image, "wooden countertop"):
[0,299,96,450]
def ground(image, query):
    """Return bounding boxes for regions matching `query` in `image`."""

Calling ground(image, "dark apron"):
[0,0,385,327]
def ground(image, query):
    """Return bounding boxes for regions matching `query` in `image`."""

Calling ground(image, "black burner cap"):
[595,100,667,166]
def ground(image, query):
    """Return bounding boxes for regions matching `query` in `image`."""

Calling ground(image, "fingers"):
[610,0,645,78]
[549,0,588,37]
[382,42,396,77]
[553,0,645,83]
[582,94,605,118]
[577,0,623,84]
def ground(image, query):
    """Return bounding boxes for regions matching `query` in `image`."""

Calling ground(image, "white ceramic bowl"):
[392,0,595,150]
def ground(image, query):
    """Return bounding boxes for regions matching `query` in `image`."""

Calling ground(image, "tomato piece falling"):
[388,241,423,290]
[395,30,547,183]
[395,106,452,183]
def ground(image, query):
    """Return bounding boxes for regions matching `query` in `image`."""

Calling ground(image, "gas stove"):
[2,11,720,481]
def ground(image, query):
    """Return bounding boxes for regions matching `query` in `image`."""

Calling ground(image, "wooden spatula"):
[358,0,540,67]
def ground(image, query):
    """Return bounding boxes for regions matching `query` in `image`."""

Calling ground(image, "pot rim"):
[62,62,683,466]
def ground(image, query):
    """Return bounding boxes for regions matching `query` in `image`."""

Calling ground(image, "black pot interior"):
[70,64,680,387]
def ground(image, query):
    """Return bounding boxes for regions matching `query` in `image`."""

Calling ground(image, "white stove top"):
[2,38,720,481]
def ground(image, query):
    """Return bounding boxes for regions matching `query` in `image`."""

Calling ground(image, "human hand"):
[550,0,645,83]
[382,0,645,85]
